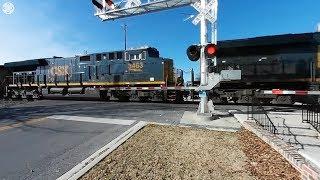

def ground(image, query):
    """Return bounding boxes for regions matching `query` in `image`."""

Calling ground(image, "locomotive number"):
[128,62,144,72]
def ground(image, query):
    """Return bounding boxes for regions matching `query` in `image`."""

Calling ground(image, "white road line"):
[47,115,135,126]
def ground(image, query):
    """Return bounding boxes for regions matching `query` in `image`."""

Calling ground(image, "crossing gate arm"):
[95,0,199,21]
[99,86,198,90]
[263,89,320,96]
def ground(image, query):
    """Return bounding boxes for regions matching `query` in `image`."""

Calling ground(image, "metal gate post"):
[197,0,219,115]
[198,0,208,114]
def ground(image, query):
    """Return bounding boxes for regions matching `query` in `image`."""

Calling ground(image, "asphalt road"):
[0,100,198,180]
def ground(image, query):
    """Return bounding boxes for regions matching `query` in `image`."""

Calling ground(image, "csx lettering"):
[50,66,69,76]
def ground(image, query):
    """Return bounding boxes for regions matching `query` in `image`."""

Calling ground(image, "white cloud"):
[0,1,84,65]
[0,28,76,64]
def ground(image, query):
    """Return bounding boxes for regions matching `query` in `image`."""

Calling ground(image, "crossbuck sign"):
[191,0,217,25]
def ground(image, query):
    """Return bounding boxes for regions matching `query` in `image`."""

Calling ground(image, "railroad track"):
[1,96,307,109]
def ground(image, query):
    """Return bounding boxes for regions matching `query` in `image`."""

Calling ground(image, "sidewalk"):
[233,110,320,170]
[268,112,320,169]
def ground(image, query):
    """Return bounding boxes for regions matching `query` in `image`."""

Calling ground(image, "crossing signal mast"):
[92,0,239,115]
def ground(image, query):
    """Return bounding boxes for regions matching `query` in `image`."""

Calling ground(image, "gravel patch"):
[237,129,300,180]
[80,124,300,180]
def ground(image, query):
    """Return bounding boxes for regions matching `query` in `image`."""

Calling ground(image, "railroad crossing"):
[1,1,320,179]
[92,0,240,115]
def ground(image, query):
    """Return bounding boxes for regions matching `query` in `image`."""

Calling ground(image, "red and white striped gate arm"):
[99,86,197,91]
[263,89,320,96]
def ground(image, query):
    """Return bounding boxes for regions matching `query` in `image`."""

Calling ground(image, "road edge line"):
[57,121,148,180]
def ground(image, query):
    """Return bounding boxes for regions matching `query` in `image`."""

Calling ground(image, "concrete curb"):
[299,151,320,173]
[268,112,302,115]
[57,121,147,180]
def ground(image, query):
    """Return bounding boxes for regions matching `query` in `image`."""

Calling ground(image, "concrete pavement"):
[268,112,320,169]
[180,111,241,132]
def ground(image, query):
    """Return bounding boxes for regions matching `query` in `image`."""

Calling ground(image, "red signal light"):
[92,0,115,10]
[105,0,115,9]
[92,0,103,10]
[204,44,217,58]
[207,46,216,55]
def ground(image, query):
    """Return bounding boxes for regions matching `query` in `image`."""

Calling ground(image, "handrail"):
[249,100,278,134]
[302,104,320,133]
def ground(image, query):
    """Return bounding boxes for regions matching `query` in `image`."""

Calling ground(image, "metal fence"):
[302,104,320,133]
[248,100,278,134]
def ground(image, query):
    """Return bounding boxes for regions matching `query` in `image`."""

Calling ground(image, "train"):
[1,32,320,104]
[2,47,192,102]
[212,32,320,104]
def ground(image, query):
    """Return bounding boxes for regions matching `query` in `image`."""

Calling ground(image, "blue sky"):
[1,0,320,74]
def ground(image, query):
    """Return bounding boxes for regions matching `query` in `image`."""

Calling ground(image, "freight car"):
[211,32,320,104]
[4,47,194,102]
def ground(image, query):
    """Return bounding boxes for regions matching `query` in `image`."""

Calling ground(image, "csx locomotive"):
[3,47,186,102]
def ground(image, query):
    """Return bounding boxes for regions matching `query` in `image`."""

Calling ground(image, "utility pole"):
[123,24,128,50]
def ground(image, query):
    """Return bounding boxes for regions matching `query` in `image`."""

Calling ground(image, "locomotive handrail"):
[0,78,6,88]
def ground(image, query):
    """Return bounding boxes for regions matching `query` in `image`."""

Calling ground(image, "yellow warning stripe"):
[0,118,46,132]
[82,81,165,86]
[15,81,166,87]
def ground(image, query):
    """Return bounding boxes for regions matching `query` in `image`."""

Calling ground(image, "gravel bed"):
[80,124,300,180]
[237,129,300,179]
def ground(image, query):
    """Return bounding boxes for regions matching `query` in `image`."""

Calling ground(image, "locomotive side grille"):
[114,75,120,82]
